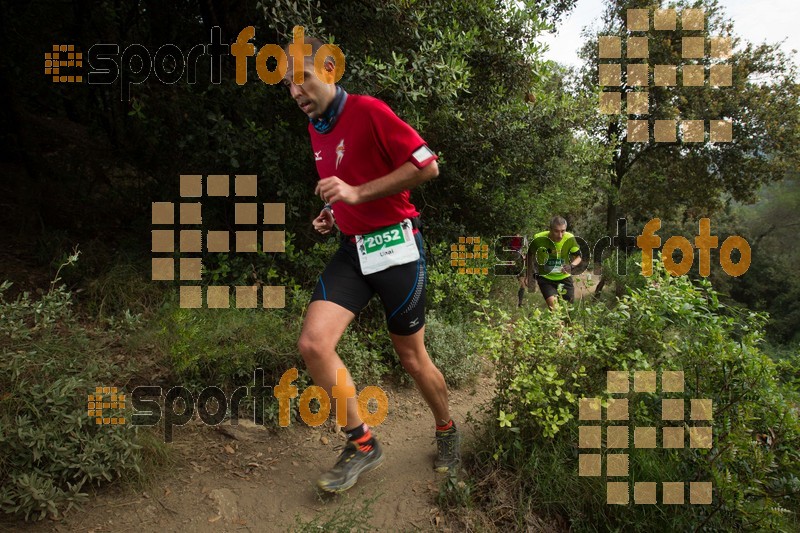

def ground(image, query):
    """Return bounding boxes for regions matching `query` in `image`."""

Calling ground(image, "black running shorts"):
[311,231,426,335]
[536,275,575,302]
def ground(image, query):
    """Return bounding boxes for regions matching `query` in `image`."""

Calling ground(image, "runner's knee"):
[297,333,333,362]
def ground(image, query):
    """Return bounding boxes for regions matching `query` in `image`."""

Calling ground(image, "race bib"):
[356,220,420,275]
[545,258,564,274]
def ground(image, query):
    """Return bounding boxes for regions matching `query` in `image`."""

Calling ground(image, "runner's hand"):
[313,208,335,234]
[315,176,360,205]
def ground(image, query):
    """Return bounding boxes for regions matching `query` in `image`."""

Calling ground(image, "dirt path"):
[16,375,495,533]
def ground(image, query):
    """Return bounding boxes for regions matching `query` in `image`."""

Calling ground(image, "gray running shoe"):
[317,440,384,493]
[434,426,461,473]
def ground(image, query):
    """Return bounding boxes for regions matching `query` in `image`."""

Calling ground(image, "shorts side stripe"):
[388,259,420,320]
[319,276,327,300]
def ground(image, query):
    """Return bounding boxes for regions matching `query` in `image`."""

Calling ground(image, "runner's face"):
[549,224,566,242]
[283,57,335,119]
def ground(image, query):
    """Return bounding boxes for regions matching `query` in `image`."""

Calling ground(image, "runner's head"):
[283,37,338,119]
[548,216,567,242]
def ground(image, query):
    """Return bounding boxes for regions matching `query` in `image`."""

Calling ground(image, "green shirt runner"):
[531,230,580,281]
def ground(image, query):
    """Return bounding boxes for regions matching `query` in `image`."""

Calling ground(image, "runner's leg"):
[297,300,362,430]
[390,327,450,425]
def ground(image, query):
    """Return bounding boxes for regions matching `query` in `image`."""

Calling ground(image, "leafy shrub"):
[472,262,800,531]
[424,312,485,387]
[0,264,162,521]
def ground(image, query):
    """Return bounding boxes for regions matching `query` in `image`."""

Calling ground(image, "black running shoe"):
[317,440,384,493]
[434,426,461,473]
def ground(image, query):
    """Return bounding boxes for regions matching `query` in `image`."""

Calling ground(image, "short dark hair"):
[284,36,335,67]
[550,216,567,229]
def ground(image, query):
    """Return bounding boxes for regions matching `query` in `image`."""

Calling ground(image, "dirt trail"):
[17,375,495,533]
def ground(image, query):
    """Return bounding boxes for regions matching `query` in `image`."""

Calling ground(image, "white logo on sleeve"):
[411,145,435,165]
[335,139,345,169]
[314,150,322,161]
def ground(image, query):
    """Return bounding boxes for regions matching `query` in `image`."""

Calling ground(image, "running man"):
[283,36,460,493]
[529,216,582,310]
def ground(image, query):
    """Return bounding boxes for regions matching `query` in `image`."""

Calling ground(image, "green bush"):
[470,262,800,531]
[424,311,485,387]
[0,269,163,521]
